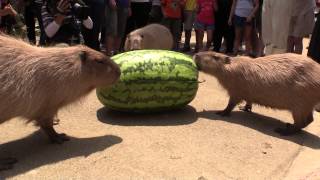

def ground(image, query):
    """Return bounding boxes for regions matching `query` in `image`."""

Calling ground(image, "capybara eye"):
[96,60,104,64]
[141,35,144,38]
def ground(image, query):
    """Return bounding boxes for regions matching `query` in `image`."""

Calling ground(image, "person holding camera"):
[41,0,93,45]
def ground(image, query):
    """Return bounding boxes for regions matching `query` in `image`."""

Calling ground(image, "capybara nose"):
[113,65,121,82]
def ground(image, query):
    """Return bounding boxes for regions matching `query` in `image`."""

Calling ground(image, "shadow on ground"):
[0,131,122,178]
[197,110,320,149]
[97,105,198,126]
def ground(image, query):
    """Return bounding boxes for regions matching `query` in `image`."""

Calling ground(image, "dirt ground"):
[1,39,320,180]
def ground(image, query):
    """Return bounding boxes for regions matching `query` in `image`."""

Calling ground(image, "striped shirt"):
[41,1,73,29]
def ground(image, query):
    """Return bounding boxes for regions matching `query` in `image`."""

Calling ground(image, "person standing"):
[82,0,106,51]
[181,0,196,52]
[24,0,46,45]
[287,0,316,54]
[105,0,131,55]
[194,0,218,52]
[213,0,234,54]
[228,0,259,56]
[161,0,186,51]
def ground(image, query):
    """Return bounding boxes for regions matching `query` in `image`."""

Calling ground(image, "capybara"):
[0,35,120,170]
[124,23,174,51]
[193,51,320,136]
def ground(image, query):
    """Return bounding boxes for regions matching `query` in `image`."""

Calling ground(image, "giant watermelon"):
[96,50,198,112]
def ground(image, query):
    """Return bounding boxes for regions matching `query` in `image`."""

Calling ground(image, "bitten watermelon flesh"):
[96,50,199,112]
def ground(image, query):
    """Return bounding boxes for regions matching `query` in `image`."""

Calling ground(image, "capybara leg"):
[216,97,240,116]
[0,157,17,171]
[41,125,69,144]
[275,111,313,136]
[39,117,69,144]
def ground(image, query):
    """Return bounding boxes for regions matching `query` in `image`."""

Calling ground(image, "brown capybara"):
[0,35,120,170]
[193,51,320,136]
[124,23,174,51]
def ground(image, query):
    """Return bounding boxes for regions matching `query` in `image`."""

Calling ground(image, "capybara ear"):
[224,56,231,64]
[79,50,87,62]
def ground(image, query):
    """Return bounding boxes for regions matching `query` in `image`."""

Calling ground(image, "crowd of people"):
[0,0,319,59]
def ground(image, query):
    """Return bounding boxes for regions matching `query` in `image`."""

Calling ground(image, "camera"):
[49,0,90,20]
[70,0,90,20]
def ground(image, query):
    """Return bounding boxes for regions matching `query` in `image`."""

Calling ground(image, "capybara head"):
[193,51,231,72]
[125,33,144,51]
[76,46,121,87]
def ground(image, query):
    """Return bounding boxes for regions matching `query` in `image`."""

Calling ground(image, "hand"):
[57,0,71,14]
[109,0,117,10]
[246,16,252,23]
[4,4,16,16]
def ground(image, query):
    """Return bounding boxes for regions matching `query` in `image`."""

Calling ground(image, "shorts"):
[105,6,129,37]
[183,10,196,31]
[289,10,315,37]
[233,15,253,27]
[194,21,215,30]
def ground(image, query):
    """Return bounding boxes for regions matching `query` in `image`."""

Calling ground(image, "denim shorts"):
[194,21,215,30]
[233,15,253,27]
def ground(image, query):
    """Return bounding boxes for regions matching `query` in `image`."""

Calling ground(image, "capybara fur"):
[0,35,120,170]
[194,51,320,135]
[124,23,174,51]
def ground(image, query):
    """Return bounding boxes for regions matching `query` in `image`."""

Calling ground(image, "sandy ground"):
[0,39,320,179]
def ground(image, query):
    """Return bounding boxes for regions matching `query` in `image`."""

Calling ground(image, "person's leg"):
[205,29,213,50]
[34,3,46,46]
[24,4,36,44]
[293,36,303,54]
[287,35,295,53]
[196,29,204,52]
[244,23,253,55]
[82,1,105,51]
[172,18,182,51]
[116,7,129,53]
[105,5,117,56]
[225,23,235,54]
[182,10,194,51]
[213,19,223,52]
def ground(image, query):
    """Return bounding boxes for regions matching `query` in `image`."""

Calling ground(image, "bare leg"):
[233,27,242,55]
[275,110,313,136]
[0,157,18,171]
[216,97,241,116]
[244,24,253,55]
[105,36,114,56]
[195,29,204,52]
[205,29,213,50]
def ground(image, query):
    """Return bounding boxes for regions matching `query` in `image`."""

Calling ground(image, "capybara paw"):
[0,157,18,171]
[274,124,301,136]
[239,105,252,113]
[50,133,70,144]
[216,110,231,116]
